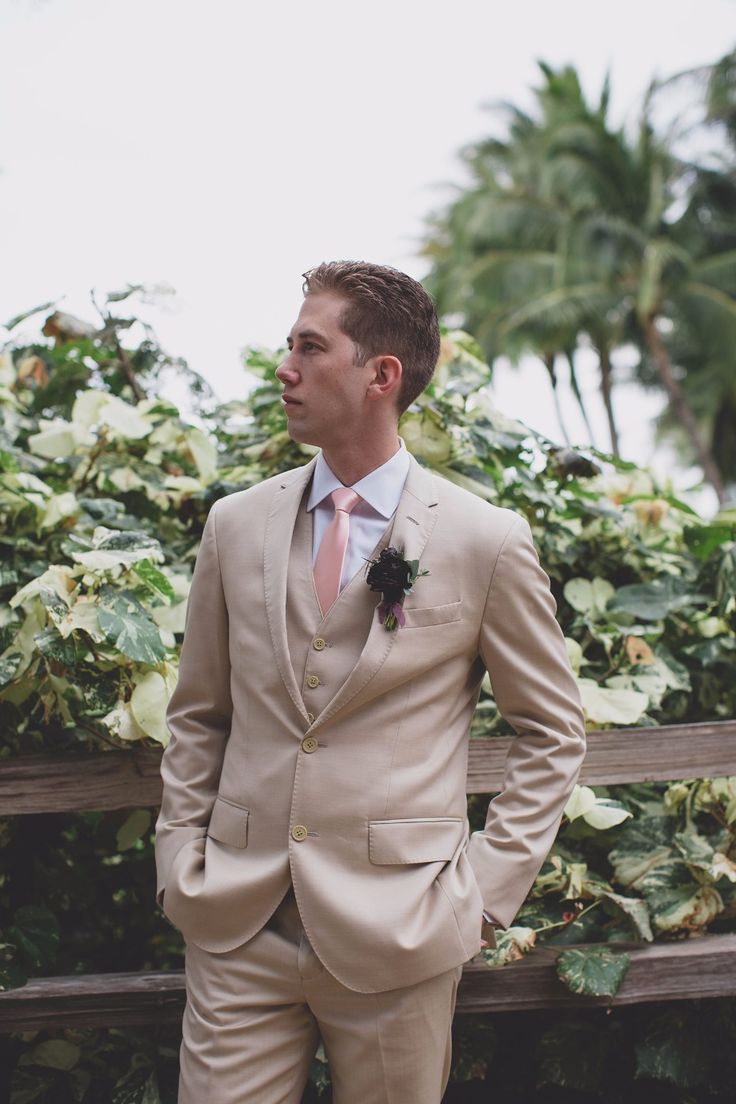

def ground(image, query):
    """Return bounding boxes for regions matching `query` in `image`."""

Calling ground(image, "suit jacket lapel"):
[263,456,318,723]
[312,455,439,730]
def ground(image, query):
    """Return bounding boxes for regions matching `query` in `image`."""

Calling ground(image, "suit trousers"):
[179,886,463,1104]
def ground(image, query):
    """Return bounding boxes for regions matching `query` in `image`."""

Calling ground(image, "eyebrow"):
[286,328,328,345]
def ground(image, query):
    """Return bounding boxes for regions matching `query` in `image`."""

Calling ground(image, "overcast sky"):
[1,0,733,512]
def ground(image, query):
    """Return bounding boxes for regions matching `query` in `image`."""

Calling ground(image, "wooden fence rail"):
[3,935,736,1032]
[2,718,736,1032]
[2,720,736,815]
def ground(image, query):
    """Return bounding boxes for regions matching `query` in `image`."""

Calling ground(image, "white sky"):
[1,0,734,513]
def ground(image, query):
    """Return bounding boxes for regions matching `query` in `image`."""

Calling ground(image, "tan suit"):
[155,453,585,1097]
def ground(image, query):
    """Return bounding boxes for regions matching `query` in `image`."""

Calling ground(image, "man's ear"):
[366,355,402,403]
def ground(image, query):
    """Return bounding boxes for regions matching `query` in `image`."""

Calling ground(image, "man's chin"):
[285,423,320,448]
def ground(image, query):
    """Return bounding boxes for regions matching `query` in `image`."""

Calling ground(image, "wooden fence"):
[2,720,736,1032]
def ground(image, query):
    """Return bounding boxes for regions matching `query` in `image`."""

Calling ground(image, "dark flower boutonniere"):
[365,546,429,630]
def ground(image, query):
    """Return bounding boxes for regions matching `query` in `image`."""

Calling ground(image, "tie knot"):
[330,487,362,515]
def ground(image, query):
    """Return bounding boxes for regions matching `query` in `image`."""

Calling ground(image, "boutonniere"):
[365,546,429,631]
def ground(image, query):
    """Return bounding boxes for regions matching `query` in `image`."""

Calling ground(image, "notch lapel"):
[311,456,439,730]
[263,456,318,723]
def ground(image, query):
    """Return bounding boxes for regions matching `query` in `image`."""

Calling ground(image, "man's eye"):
[303,342,318,352]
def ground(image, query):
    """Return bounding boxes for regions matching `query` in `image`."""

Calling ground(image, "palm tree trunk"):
[543,353,571,445]
[642,314,726,505]
[565,349,597,448]
[596,343,620,458]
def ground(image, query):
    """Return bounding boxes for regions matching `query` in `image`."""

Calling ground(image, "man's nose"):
[276,357,299,385]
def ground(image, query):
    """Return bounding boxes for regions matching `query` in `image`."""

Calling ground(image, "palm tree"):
[424,65,640,456]
[424,61,735,502]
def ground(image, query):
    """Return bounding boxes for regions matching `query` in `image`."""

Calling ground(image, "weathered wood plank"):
[0,969,185,1031]
[458,932,736,1012]
[2,935,735,1031]
[0,750,163,814]
[468,720,736,792]
[2,721,736,814]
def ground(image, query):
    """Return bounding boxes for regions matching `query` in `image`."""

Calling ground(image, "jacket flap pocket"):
[369,817,464,864]
[403,601,462,628]
[207,796,249,848]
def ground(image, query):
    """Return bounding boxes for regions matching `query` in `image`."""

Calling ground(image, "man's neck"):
[321,431,401,487]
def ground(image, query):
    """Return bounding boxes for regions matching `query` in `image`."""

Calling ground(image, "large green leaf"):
[111,1069,161,1104]
[133,559,175,602]
[73,528,164,572]
[97,587,166,664]
[0,953,26,992]
[634,1009,710,1088]
[7,906,60,972]
[535,1020,611,1091]
[590,886,654,941]
[563,577,614,617]
[0,651,23,687]
[610,578,706,621]
[638,858,724,932]
[23,1039,81,1071]
[130,668,177,744]
[451,1020,498,1082]
[608,817,675,887]
[556,946,631,997]
[33,627,81,665]
[577,678,649,725]
[116,809,152,851]
[685,523,736,559]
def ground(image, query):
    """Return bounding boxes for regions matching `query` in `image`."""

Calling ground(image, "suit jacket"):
[154,453,586,993]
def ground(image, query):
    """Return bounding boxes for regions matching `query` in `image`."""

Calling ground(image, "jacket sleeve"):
[466,514,586,929]
[153,499,233,906]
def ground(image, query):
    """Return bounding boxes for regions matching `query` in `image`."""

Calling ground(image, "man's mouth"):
[282,395,301,405]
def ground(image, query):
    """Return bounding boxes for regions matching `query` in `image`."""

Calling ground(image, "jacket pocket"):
[369,817,464,864]
[402,600,462,628]
[207,795,249,848]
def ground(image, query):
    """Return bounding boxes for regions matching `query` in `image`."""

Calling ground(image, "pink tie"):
[313,488,362,616]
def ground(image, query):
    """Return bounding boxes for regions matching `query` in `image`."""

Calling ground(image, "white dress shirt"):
[307,438,411,590]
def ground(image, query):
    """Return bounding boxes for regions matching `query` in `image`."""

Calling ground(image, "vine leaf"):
[0,956,26,992]
[556,946,631,998]
[7,905,60,972]
[97,587,166,664]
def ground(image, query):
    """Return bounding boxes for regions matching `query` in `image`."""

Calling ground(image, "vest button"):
[302,736,318,754]
[313,637,326,651]
[291,824,308,842]
[306,674,320,689]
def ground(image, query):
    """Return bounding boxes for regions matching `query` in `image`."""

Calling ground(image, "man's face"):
[276,291,375,449]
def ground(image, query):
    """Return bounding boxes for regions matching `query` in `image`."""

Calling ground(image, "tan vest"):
[285,489,395,724]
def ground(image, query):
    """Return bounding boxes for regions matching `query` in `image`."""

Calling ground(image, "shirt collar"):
[307,438,410,519]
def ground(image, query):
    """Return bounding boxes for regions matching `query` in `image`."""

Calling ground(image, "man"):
[154,261,586,1103]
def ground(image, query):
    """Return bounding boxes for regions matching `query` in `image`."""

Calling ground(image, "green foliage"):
[1,302,736,1096]
[6,1025,181,1104]
[535,1019,615,1093]
[555,946,631,998]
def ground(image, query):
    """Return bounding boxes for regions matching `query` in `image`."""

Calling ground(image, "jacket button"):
[313,637,326,651]
[301,736,318,754]
[291,824,308,842]
[306,675,320,689]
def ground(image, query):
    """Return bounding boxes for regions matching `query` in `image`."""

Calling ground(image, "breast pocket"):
[402,600,462,629]
[207,795,249,849]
